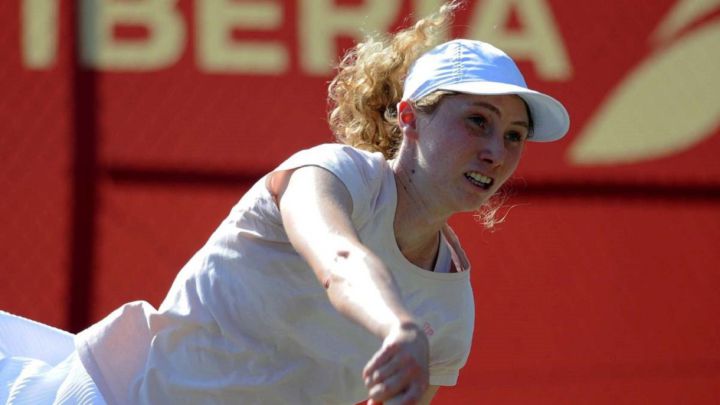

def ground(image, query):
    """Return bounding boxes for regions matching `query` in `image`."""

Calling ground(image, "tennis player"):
[0,1,569,404]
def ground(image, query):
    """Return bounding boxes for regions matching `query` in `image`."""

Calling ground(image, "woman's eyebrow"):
[471,101,502,117]
[471,101,529,128]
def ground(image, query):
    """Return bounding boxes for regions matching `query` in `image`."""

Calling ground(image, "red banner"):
[1,1,718,403]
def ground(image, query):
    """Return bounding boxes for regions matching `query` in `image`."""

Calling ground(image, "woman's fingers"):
[366,353,427,402]
[365,349,424,387]
[368,370,411,399]
[387,383,424,405]
[365,353,402,387]
[363,342,399,379]
[369,376,428,405]
[365,322,430,404]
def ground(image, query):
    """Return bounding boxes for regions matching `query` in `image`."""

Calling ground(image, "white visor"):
[403,39,570,142]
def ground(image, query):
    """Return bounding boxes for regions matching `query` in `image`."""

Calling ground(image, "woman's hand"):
[363,322,430,405]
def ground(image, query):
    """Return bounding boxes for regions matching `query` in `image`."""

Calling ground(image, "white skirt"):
[0,311,106,404]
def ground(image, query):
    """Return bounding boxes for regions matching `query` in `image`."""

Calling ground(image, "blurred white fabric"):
[0,311,106,404]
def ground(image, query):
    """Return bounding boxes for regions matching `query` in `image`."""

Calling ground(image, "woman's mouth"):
[464,172,494,190]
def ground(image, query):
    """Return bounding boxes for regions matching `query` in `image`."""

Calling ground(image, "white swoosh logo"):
[569,1,720,165]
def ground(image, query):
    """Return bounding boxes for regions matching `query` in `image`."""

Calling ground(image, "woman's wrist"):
[383,317,425,340]
[398,320,424,334]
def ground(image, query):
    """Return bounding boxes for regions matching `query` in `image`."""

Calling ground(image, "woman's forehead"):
[443,93,529,117]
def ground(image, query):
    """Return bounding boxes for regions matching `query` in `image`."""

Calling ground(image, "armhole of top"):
[440,225,471,273]
[265,168,296,209]
[433,235,453,273]
[265,165,356,221]
[262,144,377,222]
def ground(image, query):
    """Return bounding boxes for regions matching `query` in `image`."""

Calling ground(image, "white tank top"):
[77,144,474,405]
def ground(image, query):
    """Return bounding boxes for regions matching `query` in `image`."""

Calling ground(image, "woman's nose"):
[478,132,505,167]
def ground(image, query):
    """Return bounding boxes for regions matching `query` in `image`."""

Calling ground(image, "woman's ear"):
[397,100,418,138]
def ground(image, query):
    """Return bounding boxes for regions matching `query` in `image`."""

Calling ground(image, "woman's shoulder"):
[294,142,387,167]
[276,143,390,186]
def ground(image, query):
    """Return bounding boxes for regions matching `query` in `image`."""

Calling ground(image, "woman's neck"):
[390,154,449,271]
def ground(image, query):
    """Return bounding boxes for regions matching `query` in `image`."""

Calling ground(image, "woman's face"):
[409,93,530,213]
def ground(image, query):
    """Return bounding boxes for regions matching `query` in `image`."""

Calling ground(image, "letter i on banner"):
[22,0,60,69]
[80,0,185,71]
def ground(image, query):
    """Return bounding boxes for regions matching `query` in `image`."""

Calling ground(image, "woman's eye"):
[505,131,526,143]
[468,115,487,128]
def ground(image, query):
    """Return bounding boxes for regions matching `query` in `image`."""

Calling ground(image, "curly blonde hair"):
[327,1,462,159]
[328,1,513,230]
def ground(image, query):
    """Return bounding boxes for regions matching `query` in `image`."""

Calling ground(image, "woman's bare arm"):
[275,166,430,403]
[276,165,415,338]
